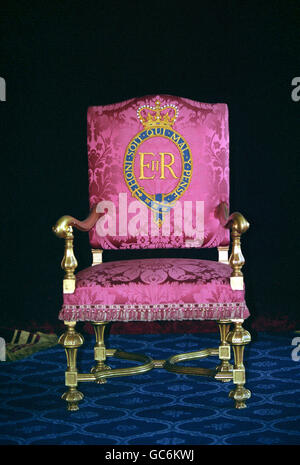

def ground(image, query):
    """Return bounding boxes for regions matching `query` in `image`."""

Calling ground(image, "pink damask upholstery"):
[87,95,230,249]
[59,258,249,322]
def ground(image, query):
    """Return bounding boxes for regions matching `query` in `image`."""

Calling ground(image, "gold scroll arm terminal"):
[216,202,250,290]
[52,205,101,293]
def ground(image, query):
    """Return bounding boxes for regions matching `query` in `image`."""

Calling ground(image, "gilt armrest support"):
[216,202,250,290]
[52,205,100,294]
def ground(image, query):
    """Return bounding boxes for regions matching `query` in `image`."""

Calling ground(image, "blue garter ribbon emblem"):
[123,100,193,226]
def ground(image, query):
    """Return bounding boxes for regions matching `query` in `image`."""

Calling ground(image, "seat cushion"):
[59,258,250,322]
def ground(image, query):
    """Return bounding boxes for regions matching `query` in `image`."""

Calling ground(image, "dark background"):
[0,0,299,335]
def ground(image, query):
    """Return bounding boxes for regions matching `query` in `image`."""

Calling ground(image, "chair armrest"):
[52,206,100,294]
[52,205,100,238]
[216,202,249,235]
[216,202,250,290]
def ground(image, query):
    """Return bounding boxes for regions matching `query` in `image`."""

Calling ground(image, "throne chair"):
[53,95,251,411]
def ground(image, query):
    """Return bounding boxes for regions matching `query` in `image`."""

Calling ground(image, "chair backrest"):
[87,94,230,250]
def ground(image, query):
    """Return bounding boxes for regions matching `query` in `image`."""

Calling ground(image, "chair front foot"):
[62,387,84,411]
[59,321,84,411]
[229,386,251,409]
[227,321,251,408]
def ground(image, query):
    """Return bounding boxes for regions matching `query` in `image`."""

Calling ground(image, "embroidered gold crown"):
[137,100,178,129]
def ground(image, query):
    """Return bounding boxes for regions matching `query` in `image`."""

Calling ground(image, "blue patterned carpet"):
[0,331,300,445]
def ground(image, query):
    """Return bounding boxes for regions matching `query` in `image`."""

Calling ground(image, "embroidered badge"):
[123,100,193,226]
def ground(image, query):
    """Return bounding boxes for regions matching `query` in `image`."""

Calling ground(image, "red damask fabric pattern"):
[87,95,230,249]
[60,259,249,322]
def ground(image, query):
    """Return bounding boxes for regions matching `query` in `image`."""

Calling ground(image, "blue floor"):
[0,331,300,445]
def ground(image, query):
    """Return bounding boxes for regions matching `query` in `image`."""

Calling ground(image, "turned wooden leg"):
[226,321,251,409]
[90,321,111,384]
[215,320,233,382]
[58,321,84,411]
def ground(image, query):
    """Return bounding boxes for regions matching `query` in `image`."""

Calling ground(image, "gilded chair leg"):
[226,321,251,409]
[90,321,111,384]
[58,321,84,411]
[215,320,233,382]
